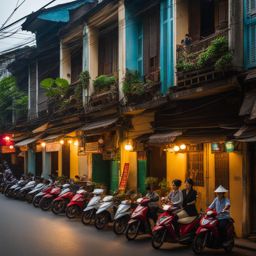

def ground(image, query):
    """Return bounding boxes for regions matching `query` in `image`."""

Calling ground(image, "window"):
[215,152,229,189]
[187,151,204,186]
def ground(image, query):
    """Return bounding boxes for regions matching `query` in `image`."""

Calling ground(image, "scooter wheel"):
[51,200,66,215]
[125,221,140,241]
[39,198,52,211]
[113,217,129,235]
[33,196,41,208]
[81,210,93,225]
[224,238,234,253]
[66,205,79,219]
[151,229,166,249]
[26,194,34,204]
[95,213,108,230]
[192,233,207,255]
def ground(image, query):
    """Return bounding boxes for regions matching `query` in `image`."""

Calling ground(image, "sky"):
[0,0,73,52]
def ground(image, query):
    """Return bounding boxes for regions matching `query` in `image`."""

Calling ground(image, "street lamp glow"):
[174,145,180,152]
[74,141,79,146]
[41,142,46,147]
[124,143,133,151]
[59,139,64,145]
[180,144,186,150]
[9,145,14,149]
[68,139,73,144]
[4,136,10,141]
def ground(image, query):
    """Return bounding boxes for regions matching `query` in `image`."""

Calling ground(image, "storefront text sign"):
[46,143,61,152]
[119,163,129,191]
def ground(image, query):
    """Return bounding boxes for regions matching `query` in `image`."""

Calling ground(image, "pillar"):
[27,149,36,175]
[60,40,71,83]
[42,149,51,178]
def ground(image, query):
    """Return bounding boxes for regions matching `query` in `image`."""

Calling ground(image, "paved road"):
[0,195,254,256]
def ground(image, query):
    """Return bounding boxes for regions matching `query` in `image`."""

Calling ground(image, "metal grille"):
[215,152,229,189]
[187,152,204,186]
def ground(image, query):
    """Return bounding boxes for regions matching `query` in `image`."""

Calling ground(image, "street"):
[0,196,254,256]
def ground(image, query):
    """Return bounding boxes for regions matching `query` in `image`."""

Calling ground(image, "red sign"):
[119,163,129,191]
[0,134,14,146]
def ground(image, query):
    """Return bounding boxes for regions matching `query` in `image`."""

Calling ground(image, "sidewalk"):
[235,239,256,251]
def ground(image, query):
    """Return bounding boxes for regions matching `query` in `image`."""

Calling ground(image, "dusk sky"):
[0,0,73,52]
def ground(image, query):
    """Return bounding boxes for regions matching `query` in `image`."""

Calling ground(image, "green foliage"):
[177,36,232,72]
[145,177,159,186]
[214,52,233,71]
[79,70,90,89]
[0,76,28,127]
[75,71,91,100]
[40,78,70,98]
[93,75,116,92]
[122,70,145,96]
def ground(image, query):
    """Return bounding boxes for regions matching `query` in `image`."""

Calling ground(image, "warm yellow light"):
[174,145,180,152]
[124,143,133,151]
[180,144,186,150]
[41,142,46,147]
[4,136,10,141]
[74,141,79,146]
[59,139,64,145]
[68,139,72,144]
[9,145,14,149]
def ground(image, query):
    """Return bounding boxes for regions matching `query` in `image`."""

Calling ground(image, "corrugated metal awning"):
[43,134,63,142]
[239,92,256,120]
[148,131,182,145]
[15,134,43,147]
[32,123,48,134]
[80,118,118,132]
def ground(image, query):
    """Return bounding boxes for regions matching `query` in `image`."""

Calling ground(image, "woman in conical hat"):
[208,185,231,245]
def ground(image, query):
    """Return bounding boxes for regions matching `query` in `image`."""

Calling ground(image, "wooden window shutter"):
[189,0,201,41]
[215,0,228,30]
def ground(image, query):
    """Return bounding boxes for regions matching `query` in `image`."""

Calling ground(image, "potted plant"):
[93,75,116,94]
[122,70,145,103]
[74,70,90,101]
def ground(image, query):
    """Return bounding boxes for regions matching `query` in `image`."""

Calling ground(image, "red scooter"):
[192,209,235,254]
[39,184,69,211]
[51,186,76,215]
[151,205,200,249]
[65,189,91,219]
[125,198,153,240]
[33,183,54,208]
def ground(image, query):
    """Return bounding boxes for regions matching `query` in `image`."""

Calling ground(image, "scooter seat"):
[177,216,197,224]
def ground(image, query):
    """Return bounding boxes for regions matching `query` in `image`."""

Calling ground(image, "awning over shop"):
[15,134,42,147]
[42,134,63,142]
[46,122,83,134]
[32,123,48,134]
[234,126,256,142]
[148,131,182,145]
[239,92,256,120]
[13,133,31,143]
[80,117,118,133]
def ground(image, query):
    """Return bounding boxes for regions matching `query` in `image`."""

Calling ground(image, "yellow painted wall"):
[58,148,62,177]
[176,0,189,45]
[70,142,79,179]
[121,142,137,191]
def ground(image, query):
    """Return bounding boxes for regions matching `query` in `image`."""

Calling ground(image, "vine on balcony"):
[176,36,233,73]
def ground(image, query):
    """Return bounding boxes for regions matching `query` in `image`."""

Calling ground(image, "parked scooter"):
[16,180,36,200]
[192,209,235,254]
[26,180,47,203]
[81,189,104,225]
[94,195,121,230]
[39,184,69,211]
[151,205,200,249]
[125,197,153,240]
[33,182,55,208]
[66,189,92,219]
[51,184,77,215]
[5,179,27,198]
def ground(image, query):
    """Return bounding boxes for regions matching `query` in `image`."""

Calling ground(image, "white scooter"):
[26,182,46,203]
[81,189,104,225]
[94,195,120,230]
[113,199,134,235]
[17,180,36,200]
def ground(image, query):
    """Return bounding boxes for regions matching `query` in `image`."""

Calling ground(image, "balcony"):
[176,29,233,88]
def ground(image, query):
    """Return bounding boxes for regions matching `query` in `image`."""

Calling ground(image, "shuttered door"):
[215,152,229,190]
[160,0,174,93]
[110,160,119,194]
[143,6,160,79]
[245,0,256,68]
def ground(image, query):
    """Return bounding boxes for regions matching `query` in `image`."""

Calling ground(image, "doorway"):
[62,144,70,178]
[35,152,42,177]
[215,152,229,190]
[200,0,215,37]
[51,152,59,177]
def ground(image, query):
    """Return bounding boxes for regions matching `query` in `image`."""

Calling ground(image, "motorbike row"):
[0,175,235,255]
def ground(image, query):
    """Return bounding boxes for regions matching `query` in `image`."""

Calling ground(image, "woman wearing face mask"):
[182,178,198,216]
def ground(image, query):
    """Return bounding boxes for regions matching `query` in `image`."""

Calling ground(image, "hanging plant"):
[93,75,116,93]
[74,70,91,99]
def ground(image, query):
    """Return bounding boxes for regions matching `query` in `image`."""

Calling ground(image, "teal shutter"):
[244,0,256,68]
[137,160,147,194]
[160,0,174,93]
[110,160,119,194]
[137,23,144,76]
